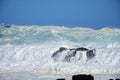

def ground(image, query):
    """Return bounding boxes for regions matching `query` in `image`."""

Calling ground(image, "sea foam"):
[0,25,120,74]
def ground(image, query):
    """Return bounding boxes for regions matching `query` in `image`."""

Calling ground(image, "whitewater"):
[0,25,120,79]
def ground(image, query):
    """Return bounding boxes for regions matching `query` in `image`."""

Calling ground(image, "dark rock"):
[52,47,67,57]
[86,49,96,60]
[59,47,67,52]
[72,74,94,80]
[52,47,96,62]
[116,79,120,80]
[76,47,89,51]
[56,78,65,80]
[70,48,76,50]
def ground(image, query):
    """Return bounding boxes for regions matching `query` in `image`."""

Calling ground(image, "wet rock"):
[59,47,67,52]
[86,49,96,60]
[56,78,65,80]
[72,74,94,80]
[52,47,96,62]
[76,47,89,51]
[52,47,67,57]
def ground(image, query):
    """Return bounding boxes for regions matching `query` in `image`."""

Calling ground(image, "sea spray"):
[0,25,120,74]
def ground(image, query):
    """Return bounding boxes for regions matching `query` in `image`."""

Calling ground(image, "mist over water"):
[0,25,120,75]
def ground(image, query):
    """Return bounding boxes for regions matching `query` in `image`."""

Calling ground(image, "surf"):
[0,25,120,74]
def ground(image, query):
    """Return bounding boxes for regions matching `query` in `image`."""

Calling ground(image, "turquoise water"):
[0,25,120,45]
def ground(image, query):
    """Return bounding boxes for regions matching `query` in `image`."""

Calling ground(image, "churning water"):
[0,25,120,80]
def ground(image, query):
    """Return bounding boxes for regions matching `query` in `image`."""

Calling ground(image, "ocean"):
[0,25,120,80]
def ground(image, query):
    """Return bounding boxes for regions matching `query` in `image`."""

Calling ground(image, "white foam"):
[0,25,120,74]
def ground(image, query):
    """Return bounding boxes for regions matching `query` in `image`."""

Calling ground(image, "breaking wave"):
[0,25,120,74]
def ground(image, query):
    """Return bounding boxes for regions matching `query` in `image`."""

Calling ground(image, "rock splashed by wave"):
[0,25,120,74]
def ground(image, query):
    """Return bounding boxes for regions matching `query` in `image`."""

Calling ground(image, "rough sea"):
[0,25,120,80]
